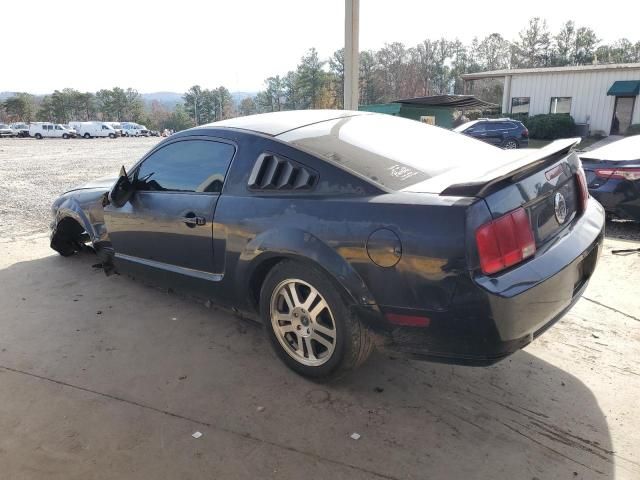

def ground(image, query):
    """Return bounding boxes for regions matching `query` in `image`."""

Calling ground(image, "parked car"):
[29,122,76,139]
[580,135,640,222]
[454,118,529,149]
[10,122,30,137]
[0,123,14,137]
[121,122,148,137]
[50,110,604,378]
[69,121,117,139]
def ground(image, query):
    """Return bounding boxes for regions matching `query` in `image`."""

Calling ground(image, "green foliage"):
[183,85,234,125]
[2,93,36,122]
[625,124,640,136]
[524,114,576,139]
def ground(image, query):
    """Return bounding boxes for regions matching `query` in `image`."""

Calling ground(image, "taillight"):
[475,207,536,275]
[594,167,640,181]
[576,167,589,212]
[521,128,529,138]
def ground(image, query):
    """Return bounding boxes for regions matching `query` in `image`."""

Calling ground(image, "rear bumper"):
[379,198,605,366]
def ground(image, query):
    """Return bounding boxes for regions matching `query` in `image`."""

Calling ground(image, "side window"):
[471,123,487,132]
[135,140,235,193]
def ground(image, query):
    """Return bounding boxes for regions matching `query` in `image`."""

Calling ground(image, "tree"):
[573,27,598,65]
[239,96,258,116]
[514,17,552,67]
[164,105,192,131]
[296,48,328,109]
[476,33,511,71]
[2,93,36,121]
[183,85,205,125]
[329,48,345,108]
[553,21,576,65]
[283,71,300,110]
[358,50,380,105]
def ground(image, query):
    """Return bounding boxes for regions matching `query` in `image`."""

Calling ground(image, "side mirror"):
[109,166,135,208]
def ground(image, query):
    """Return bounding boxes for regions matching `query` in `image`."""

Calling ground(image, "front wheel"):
[260,260,374,379]
[83,133,91,139]
[109,133,116,139]
[62,133,69,139]
[35,133,43,139]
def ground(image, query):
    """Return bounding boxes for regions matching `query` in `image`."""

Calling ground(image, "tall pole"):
[344,0,359,111]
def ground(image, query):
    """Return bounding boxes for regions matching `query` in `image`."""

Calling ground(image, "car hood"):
[65,176,116,194]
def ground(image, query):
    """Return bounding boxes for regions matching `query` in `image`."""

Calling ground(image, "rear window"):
[277,114,501,190]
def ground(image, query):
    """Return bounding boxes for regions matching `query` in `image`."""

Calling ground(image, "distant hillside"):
[140,92,183,108]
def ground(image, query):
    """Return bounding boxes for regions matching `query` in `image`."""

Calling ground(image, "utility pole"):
[344,0,359,110]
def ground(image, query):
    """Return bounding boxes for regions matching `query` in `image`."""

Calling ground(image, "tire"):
[62,133,69,139]
[502,138,519,149]
[109,133,116,139]
[83,133,91,139]
[125,132,130,137]
[35,133,43,139]
[260,260,374,379]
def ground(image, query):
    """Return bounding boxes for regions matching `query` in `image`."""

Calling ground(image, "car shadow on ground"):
[0,250,616,479]
[605,219,640,242]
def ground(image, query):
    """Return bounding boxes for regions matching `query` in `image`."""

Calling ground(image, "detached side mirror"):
[109,166,135,208]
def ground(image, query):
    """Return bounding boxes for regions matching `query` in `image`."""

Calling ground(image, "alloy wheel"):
[270,278,337,367]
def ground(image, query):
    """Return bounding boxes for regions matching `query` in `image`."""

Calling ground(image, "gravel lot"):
[0,137,639,479]
[0,137,161,239]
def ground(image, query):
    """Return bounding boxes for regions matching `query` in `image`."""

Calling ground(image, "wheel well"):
[248,255,358,313]
[53,216,85,242]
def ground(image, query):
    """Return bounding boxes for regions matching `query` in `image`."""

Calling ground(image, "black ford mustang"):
[50,110,605,378]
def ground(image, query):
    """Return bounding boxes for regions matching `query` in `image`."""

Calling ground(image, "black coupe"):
[50,110,605,378]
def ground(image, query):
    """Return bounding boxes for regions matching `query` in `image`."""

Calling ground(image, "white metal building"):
[462,63,640,136]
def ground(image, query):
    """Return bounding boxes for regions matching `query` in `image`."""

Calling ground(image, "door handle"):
[182,214,206,226]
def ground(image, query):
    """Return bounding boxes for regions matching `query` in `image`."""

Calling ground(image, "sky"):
[3,0,639,94]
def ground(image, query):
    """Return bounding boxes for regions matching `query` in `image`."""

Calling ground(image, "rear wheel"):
[260,260,374,379]
[502,138,519,149]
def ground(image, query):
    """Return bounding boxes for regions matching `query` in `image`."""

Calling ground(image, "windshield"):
[277,114,502,191]
[0,124,9,129]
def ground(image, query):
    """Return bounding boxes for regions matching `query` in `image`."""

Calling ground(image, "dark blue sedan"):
[580,136,640,222]
[50,110,604,378]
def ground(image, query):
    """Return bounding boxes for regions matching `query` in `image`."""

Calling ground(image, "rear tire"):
[502,138,519,149]
[260,260,374,380]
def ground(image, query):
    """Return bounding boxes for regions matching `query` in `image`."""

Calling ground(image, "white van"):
[29,123,76,139]
[104,122,124,136]
[69,121,117,139]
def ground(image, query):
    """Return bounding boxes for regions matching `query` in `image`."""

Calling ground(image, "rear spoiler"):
[440,138,581,197]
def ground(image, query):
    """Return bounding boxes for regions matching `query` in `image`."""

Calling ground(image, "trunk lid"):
[433,139,584,249]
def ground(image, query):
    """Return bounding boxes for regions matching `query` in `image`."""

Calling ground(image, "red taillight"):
[475,207,536,275]
[594,167,640,181]
[521,128,529,138]
[576,167,589,212]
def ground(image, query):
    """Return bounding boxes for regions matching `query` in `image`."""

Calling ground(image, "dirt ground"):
[0,138,639,479]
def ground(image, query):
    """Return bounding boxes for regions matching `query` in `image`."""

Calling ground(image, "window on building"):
[549,97,572,114]
[511,97,530,114]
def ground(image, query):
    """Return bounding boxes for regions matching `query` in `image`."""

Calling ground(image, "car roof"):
[198,109,370,136]
[580,135,640,161]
